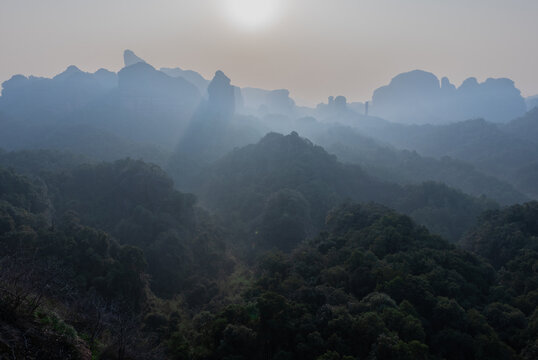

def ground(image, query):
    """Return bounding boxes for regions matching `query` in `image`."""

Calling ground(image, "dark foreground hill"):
[167,203,538,359]
[462,201,538,270]
[1,157,537,359]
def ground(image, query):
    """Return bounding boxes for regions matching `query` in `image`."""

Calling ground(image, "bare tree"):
[0,249,73,319]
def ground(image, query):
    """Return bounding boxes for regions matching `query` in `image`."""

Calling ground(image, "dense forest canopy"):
[194,132,496,244]
[1,155,537,359]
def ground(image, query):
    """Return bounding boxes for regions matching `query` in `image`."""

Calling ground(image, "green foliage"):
[35,310,78,340]
[44,158,234,298]
[169,203,535,359]
[1,151,536,360]
[317,125,527,206]
[354,116,538,201]
[462,201,538,268]
[196,132,495,251]
[0,167,49,213]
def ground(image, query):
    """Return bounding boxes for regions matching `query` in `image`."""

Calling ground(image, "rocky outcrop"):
[207,70,236,117]
[241,87,295,115]
[123,49,146,67]
[160,67,209,95]
[371,70,526,124]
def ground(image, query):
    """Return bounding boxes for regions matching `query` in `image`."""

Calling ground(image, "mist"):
[1,2,538,360]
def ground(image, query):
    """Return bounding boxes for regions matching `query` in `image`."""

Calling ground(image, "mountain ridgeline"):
[194,132,495,245]
[370,70,527,124]
[0,50,537,359]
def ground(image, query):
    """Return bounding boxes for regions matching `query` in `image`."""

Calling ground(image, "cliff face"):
[118,61,201,106]
[371,70,526,124]
[123,49,146,67]
[207,70,236,117]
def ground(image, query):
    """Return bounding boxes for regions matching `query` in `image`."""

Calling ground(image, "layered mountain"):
[241,87,296,115]
[503,107,538,145]
[354,113,538,199]
[0,51,205,152]
[315,125,527,205]
[168,71,264,190]
[0,65,117,122]
[192,132,496,245]
[1,52,534,206]
[160,66,210,95]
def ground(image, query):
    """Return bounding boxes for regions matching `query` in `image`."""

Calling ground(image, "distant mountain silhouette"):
[1,52,535,201]
[526,95,538,111]
[371,70,526,124]
[123,49,146,67]
[160,67,295,116]
[241,87,296,115]
[314,95,368,123]
[315,125,527,205]
[503,107,538,146]
[0,66,117,121]
[160,67,209,95]
[503,107,538,197]
[82,60,204,147]
[0,51,204,150]
[118,61,201,107]
[169,71,263,185]
[354,114,538,199]
[206,70,236,117]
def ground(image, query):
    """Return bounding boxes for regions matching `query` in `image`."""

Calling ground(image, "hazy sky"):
[1,0,538,106]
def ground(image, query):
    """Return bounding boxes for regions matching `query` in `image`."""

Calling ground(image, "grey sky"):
[1,0,537,106]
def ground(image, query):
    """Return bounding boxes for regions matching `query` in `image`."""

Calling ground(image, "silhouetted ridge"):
[241,87,296,115]
[207,70,236,117]
[316,125,527,205]
[53,65,84,80]
[371,70,526,124]
[504,107,538,145]
[194,131,494,245]
[160,66,209,94]
[0,66,118,121]
[123,49,146,67]
[118,61,201,108]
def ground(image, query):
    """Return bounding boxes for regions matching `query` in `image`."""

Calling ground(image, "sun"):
[223,0,283,31]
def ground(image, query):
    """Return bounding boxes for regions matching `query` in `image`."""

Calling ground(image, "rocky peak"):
[207,70,235,117]
[123,49,146,67]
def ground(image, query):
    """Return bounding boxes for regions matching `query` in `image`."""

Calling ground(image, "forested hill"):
[1,157,537,359]
[194,132,496,244]
[45,159,235,298]
[0,161,238,358]
[315,125,527,206]
[462,201,538,270]
[176,203,537,359]
[353,115,538,200]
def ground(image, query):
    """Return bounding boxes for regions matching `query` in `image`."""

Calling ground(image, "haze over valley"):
[1,1,538,359]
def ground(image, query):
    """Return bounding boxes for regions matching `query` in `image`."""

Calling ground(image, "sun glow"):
[223,0,283,31]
